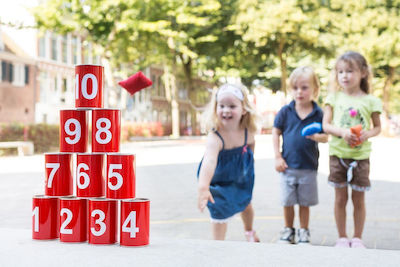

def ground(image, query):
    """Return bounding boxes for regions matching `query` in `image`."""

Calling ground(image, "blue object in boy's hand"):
[301,122,322,137]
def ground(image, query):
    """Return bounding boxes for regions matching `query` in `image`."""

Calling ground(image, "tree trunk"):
[180,54,197,135]
[381,66,394,136]
[278,39,287,95]
[163,64,180,138]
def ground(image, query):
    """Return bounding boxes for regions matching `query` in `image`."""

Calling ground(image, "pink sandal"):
[351,238,366,248]
[245,230,260,242]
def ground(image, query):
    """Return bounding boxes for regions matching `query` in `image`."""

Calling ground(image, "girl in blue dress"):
[197,83,259,241]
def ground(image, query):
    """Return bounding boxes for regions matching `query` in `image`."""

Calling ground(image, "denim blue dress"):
[197,129,255,220]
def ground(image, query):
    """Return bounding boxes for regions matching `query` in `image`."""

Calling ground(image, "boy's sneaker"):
[278,227,295,244]
[297,228,311,245]
[334,237,351,248]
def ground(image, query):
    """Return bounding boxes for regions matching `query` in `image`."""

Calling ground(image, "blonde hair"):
[289,66,320,99]
[203,84,258,133]
[329,51,372,93]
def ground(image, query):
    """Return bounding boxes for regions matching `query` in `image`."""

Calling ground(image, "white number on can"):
[122,211,139,238]
[77,163,90,189]
[95,118,112,144]
[45,163,60,188]
[75,73,98,100]
[64,118,81,145]
[60,208,73,234]
[32,206,39,232]
[91,209,106,236]
[108,164,123,190]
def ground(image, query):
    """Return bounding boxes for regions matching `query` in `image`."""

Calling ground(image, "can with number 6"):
[88,198,118,245]
[75,64,103,108]
[59,109,88,153]
[120,198,150,246]
[59,196,88,242]
[92,109,121,153]
[76,153,105,198]
[106,153,135,199]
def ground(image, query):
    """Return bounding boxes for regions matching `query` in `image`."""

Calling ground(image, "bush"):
[121,122,166,141]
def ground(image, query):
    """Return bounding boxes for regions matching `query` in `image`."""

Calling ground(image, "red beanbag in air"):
[118,71,153,95]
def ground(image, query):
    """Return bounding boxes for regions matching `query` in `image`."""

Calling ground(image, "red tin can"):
[120,198,150,246]
[59,109,88,153]
[32,195,59,240]
[75,64,103,108]
[44,153,73,196]
[106,153,135,199]
[92,109,121,153]
[59,197,88,242]
[88,198,118,245]
[76,153,105,198]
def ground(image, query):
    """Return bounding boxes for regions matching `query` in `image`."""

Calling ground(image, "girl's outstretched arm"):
[197,132,221,212]
[323,105,358,146]
[360,112,381,142]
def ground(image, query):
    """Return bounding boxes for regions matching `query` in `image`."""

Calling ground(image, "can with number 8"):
[92,109,121,153]
[88,198,118,244]
[106,153,136,199]
[120,198,150,246]
[60,109,88,153]
[75,64,103,108]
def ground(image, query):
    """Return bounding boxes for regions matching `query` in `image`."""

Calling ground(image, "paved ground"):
[1,134,399,251]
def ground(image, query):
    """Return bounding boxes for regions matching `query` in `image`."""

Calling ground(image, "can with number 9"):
[60,109,88,153]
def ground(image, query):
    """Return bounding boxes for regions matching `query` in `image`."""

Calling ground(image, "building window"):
[62,36,68,63]
[13,63,25,86]
[51,34,58,61]
[8,63,13,82]
[24,65,29,84]
[38,37,46,58]
[72,37,78,64]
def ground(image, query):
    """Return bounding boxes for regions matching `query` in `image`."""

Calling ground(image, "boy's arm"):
[197,133,220,211]
[272,127,288,172]
[307,133,329,143]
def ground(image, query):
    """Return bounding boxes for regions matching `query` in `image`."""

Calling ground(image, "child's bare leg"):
[351,190,366,238]
[240,203,254,231]
[299,206,309,229]
[212,222,227,240]
[284,206,295,228]
[334,187,348,237]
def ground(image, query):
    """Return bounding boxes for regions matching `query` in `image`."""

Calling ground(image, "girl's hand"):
[359,130,370,143]
[198,187,215,212]
[341,129,359,146]
[275,156,288,172]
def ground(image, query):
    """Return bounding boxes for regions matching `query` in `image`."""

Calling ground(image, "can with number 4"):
[106,153,135,199]
[120,198,150,246]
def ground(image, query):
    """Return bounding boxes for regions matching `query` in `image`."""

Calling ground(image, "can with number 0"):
[75,64,103,108]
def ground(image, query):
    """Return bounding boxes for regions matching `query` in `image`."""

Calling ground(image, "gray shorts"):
[280,168,318,207]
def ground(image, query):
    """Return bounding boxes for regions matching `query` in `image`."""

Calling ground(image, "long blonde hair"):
[203,84,258,133]
[289,66,320,99]
[329,51,372,93]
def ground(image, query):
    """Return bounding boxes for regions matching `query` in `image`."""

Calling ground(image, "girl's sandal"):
[245,230,260,242]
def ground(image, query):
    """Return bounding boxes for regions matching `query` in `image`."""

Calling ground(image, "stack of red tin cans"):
[32,65,150,246]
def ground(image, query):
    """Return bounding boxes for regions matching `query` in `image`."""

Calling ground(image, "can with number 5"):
[92,109,120,153]
[106,153,135,199]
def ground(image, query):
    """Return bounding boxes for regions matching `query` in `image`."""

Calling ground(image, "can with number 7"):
[120,198,150,246]
[106,153,135,199]
[44,153,73,196]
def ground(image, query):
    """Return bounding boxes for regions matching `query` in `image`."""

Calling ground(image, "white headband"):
[216,84,244,101]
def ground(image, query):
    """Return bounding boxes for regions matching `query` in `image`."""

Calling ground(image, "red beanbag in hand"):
[118,71,153,95]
